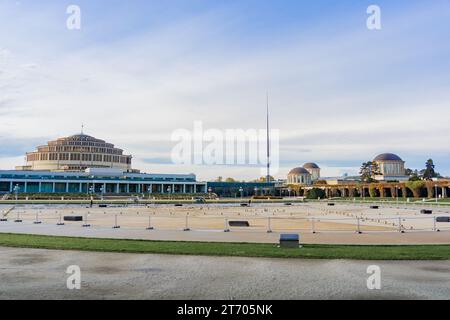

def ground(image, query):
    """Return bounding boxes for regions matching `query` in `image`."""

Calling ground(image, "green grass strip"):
[0,233,449,260]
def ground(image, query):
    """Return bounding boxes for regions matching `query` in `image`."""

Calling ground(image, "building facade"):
[206,182,277,197]
[287,167,312,185]
[2,132,206,195]
[16,134,134,172]
[373,153,408,181]
[303,162,321,181]
[0,168,206,194]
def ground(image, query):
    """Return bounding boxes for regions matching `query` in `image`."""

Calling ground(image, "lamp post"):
[14,184,20,200]
[89,185,94,196]
[13,184,20,202]
[395,185,399,206]
[88,185,95,207]
[100,186,105,201]
[435,184,438,204]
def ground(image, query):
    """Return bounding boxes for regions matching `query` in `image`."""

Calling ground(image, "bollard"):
[14,211,22,223]
[146,215,154,230]
[183,214,190,231]
[311,218,316,234]
[224,218,230,232]
[113,214,120,229]
[82,212,91,227]
[267,217,272,233]
[57,212,65,226]
[34,212,42,224]
[356,217,362,234]
[398,217,404,233]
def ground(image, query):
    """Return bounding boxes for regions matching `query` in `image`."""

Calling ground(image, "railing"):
[2,209,449,234]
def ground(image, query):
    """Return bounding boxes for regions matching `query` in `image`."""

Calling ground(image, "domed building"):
[373,153,408,181]
[303,162,321,181]
[15,133,134,172]
[287,167,312,185]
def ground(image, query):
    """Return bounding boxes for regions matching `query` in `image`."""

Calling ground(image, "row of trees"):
[359,159,441,183]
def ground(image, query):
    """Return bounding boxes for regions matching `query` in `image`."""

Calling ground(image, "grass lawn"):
[0,233,449,260]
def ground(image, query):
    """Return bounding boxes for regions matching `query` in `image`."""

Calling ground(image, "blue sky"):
[1,0,449,180]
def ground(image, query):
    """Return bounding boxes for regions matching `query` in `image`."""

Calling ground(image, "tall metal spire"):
[266,91,270,184]
[81,124,84,134]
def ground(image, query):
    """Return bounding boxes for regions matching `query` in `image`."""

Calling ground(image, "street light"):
[13,184,20,202]
[208,187,212,199]
[100,186,105,201]
[435,184,438,203]
[395,185,399,206]
[167,186,172,200]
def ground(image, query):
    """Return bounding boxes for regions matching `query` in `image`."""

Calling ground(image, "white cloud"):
[0,2,449,179]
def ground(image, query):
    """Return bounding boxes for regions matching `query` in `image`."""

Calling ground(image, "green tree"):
[306,188,326,199]
[422,159,437,180]
[257,176,275,182]
[359,161,381,183]
[407,168,421,181]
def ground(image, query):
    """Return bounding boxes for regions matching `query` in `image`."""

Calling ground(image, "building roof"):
[303,162,320,169]
[373,153,403,162]
[288,167,310,175]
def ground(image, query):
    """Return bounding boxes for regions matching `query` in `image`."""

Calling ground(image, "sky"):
[0,0,449,181]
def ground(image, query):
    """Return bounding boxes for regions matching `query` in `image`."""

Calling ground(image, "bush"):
[306,188,326,199]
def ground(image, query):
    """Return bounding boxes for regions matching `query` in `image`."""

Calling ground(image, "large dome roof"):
[373,153,403,161]
[288,167,310,175]
[303,162,320,169]
[64,134,106,143]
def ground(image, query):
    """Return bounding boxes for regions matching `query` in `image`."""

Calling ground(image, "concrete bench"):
[280,234,300,248]
[64,216,83,221]
[228,221,250,227]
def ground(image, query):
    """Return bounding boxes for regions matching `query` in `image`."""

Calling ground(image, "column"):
[126,184,130,194]
[24,182,28,193]
[149,184,153,194]
[79,183,83,193]
[66,183,69,193]
[194,185,197,194]
[9,181,13,192]
[442,187,446,198]
[183,184,186,194]
[39,182,42,193]
[116,183,120,194]
[52,183,56,193]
